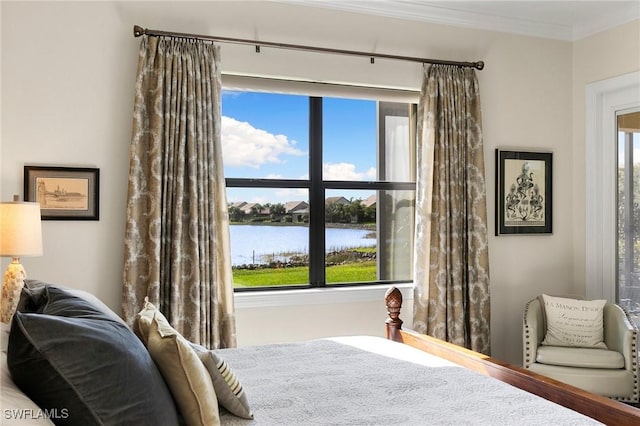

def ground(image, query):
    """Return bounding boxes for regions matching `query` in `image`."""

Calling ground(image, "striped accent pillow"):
[216,357,244,398]
[191,343,253,419]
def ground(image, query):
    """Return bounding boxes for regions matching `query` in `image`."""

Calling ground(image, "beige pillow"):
[541,294,607,349]
[134,298,156,343]
[139,303,220,426]
[191,343,253,419]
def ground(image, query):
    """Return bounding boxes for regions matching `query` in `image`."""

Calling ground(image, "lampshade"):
[0,201,43,257]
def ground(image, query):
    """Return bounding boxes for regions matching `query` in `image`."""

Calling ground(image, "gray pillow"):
[17,280,125,325]
[8,286,179,425]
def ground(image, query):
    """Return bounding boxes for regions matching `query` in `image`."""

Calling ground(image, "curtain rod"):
[133,25,484,70]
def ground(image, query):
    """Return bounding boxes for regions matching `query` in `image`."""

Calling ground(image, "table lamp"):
[0,195,43,323]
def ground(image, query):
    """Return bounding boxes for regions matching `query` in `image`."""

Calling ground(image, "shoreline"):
[232,246,376,270]
[229,221,376,231]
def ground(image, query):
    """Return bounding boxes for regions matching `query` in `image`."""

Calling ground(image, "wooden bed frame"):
[383,286,640,426]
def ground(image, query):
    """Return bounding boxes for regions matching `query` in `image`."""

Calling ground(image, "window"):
[222,88,416,290]
[617,110,640,328]
[585,72,640,306]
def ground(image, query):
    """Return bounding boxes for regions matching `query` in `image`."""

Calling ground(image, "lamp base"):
[1,258,26,324]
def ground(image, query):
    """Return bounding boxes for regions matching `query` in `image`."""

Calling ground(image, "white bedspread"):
[216,336,602,425]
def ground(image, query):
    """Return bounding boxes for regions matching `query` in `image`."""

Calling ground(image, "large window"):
[617,110,640,327]
[222,89,416,290]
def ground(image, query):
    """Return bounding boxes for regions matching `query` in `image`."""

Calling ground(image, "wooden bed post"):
[385,286,404,343]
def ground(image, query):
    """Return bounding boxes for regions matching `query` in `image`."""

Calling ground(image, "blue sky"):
[222,90,377,204]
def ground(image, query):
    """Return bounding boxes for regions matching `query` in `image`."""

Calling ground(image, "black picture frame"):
[495,150,552,235]
[24,166,100,220]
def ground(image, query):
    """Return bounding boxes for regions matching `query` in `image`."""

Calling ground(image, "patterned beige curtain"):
[122,36,236,349]
[413,64,490,354]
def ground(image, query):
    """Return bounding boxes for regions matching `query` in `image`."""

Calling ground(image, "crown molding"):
[282,1,640,41]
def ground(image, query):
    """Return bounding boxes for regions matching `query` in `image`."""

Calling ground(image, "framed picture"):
[495,150,552,235]
[24,166,100,220]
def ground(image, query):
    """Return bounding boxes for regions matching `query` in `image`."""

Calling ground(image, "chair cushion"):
[536,345,624,369]
[540,294,607,349]
[7,286,179,425]
[528,363,636,399]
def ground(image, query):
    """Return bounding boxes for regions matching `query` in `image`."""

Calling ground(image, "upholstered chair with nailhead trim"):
[523,297,639,403]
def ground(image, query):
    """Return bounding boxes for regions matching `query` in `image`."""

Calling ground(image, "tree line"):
[228,199,376,224]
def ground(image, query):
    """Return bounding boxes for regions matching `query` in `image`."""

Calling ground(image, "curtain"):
[122,36,236,349]
[413,64,490,355]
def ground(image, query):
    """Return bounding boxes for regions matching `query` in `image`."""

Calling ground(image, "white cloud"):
[323,162,377,181]
[222,116,304,168]
[226,187,307,205]
[274,188,308,199]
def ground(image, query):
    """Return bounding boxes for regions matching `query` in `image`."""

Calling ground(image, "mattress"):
[215,335,602,425]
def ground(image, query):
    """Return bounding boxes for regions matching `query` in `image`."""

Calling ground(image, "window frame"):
[224,90,416,292]
[585,71,640,302]
[616,111,640,326]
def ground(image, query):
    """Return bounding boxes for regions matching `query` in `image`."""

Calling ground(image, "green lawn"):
[233,261,376,287]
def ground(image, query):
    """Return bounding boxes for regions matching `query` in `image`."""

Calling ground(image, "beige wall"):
[1,1,634,364]
[571,19,640,294]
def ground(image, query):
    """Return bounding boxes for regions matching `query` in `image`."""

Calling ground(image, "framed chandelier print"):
[495,150,552,235]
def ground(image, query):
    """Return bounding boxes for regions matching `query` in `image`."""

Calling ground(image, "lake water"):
[230,224,375,266]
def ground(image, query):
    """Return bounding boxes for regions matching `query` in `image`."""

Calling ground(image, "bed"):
[382,287,640,425]
[2,282,639,425]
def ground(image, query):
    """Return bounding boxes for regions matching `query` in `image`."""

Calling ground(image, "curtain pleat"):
[413,64,490,355]
[122,36,236,349]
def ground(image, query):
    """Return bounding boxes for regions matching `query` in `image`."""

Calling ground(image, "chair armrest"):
[603,303,638,372]
[523,298,545,367]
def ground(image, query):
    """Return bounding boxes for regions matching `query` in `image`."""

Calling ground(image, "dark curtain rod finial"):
[133,25,146,37]
[131,25,485,70]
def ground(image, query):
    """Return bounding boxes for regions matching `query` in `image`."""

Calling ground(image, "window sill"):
[234,283,413,309]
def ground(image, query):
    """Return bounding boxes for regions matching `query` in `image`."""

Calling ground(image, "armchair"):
[523,297,639,402]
